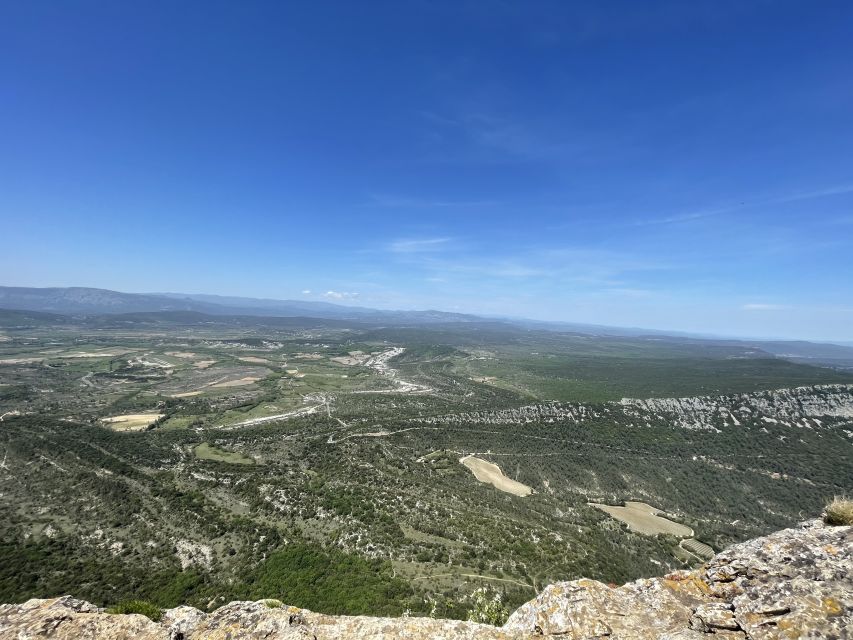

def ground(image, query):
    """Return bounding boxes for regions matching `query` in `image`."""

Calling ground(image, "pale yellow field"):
[170,391,203,398]
[193,360,216,369]
[209,376,260,388]
[101,413,165,431]
[460,455,533,497]
[589,501,693,537]
[165,351,197,358]
[58,348,134,358]
[238,356,270,364]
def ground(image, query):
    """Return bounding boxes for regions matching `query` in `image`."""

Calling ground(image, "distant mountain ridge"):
[0,286,478,324]
[2,286,853,369]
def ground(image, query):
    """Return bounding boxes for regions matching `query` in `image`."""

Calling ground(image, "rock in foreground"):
[0,520,849,639]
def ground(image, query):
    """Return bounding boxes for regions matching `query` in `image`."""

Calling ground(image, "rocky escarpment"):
[619,384,853,431]
[0,520,849,639]
[417,384,853,432]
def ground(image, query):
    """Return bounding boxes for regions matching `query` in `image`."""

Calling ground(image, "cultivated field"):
[460,455,533,497]
[680,538,715,560]
[101,413,164,431]
[589,501,693,537]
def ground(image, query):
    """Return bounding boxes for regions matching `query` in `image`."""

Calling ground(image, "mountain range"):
[0,286,477,323]
[2,285,853,369]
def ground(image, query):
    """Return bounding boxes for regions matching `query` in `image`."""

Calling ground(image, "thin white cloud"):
[742,303,788,311]
[419,110,569,162]
[604,288,655,298]
[369,193,495,208]
[407,248,668,288]
[634,207,732,227]
[774,183,853,204]
[323,290,360,300]
[635,183,853,227]
[389,237,454,253]
[301,289,312,294]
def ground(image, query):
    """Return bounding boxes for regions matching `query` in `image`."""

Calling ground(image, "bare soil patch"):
[101,413,164,431]
[0,357,44,365]
[460,455,533,497]
[59,348,134,359]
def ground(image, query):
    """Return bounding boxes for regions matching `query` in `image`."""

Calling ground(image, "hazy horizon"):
[3,2,852,341]
[4,282,853,344]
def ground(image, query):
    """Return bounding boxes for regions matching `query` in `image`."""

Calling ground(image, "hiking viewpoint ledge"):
[0,519,849,639]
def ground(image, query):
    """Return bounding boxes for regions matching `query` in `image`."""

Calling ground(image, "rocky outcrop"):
[618,384,853,431]
[505,519,850,639]
[417,384,853,431]
[0,597,517,640]
[1,520,849,639]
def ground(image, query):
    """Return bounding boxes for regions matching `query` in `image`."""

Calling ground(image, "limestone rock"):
[0,596,163,640]
[0,598,526,640]
[505,519,850,639]
[503,574,712,638]
[689,603,738,632]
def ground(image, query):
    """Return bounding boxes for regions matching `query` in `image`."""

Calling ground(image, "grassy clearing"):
[460,455,533,497]
[194,442,254,465]
[590,501,693,537]
[824,496,853,525]
[216,395,306,424]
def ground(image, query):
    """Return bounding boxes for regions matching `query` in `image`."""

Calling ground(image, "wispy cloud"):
[369,193,496,208]
[774,184,853,204]
[603,287,656,298]
[388,237,454,253]
[634,206,734,227]
[742,303,789,311]
[323,290,360,300]
[635,182,853,227]
[397,246,669,287]
[417,110,569,162]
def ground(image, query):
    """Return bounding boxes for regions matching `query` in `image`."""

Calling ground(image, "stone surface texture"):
[0,520,849,639]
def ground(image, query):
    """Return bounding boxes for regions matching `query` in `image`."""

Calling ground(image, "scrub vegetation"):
[823,497,853,526]
[0,310,851,618]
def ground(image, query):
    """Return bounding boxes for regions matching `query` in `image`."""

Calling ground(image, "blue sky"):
[2,1,852,340]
